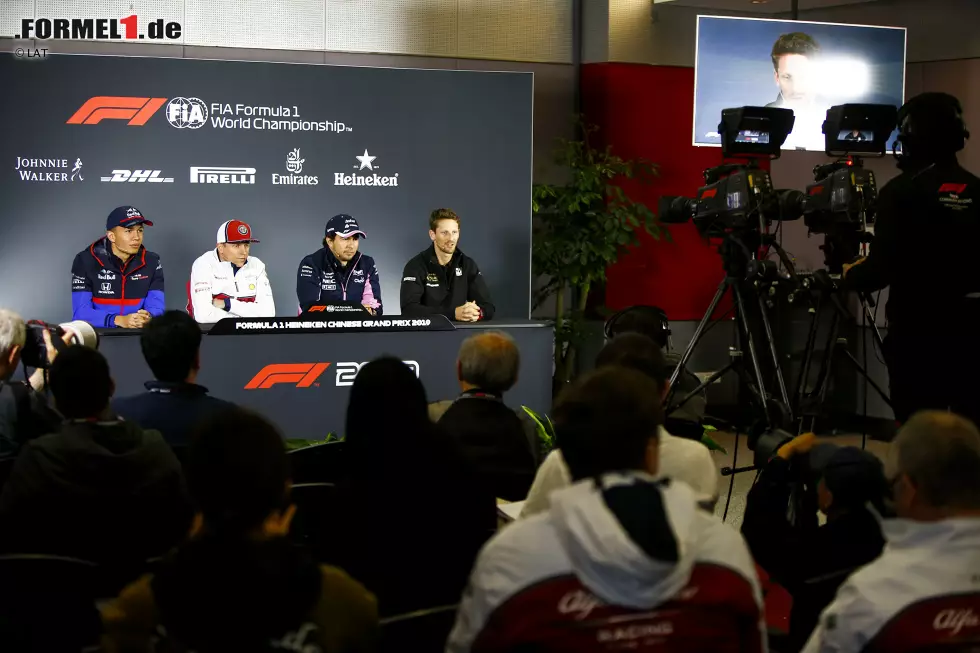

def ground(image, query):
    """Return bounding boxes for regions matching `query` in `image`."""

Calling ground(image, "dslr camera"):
[21,320,99,369]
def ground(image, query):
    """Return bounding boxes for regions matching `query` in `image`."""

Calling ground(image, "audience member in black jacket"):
[112,310,235,450]
[741,433,887,653]
[436,331,538,500]
[325,357,497,617]
[0,346,191,564]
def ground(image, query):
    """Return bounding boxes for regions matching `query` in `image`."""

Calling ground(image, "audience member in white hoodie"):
[448,366,765,653]
[522,333,718,518]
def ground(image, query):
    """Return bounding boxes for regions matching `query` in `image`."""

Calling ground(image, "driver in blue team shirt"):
[71,206,165,329]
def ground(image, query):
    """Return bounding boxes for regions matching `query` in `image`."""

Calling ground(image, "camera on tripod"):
[660,106,798,237]
[779,104,898,255]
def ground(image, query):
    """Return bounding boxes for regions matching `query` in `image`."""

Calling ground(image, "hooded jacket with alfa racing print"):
[71,237,165,328]
[802,516,980,653]
[447,473,766,653]
[296,247,382,314]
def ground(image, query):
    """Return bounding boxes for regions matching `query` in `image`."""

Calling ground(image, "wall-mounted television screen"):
[693,16,907,152]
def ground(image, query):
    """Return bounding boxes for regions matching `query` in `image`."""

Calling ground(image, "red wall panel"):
[582,63,763,320]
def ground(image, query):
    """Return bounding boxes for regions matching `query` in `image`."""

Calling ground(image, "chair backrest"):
[862,592,980,652]
[0,456,15,492]
[380,604,459,653]
[289,483,338,558]
[0,554,102,651]
[287,440,347,484]
[185,279,194,318]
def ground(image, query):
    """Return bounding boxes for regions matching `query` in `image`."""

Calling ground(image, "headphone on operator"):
[894,92,970,162]
[603,305,671,349]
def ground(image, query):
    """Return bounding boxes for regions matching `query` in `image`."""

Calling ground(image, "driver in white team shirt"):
[188,220,276,323]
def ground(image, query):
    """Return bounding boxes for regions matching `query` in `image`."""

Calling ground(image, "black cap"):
[810,443,888,510]
[324,214,366,239]
[106,205,153,230]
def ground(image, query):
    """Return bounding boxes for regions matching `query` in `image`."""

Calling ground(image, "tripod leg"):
[794,296,823,416]
[839,350,892,408]
[757,289,794,421]
[668,360,738,414]
[666,278,730,402]
[806,310,842,433]
[733,283,772,429]
[863,300,886,351]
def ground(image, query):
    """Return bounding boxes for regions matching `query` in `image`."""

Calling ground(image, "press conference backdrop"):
[0,54,533,321]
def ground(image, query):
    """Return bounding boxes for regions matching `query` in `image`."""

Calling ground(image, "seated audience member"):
[101,407,378,653]
[741,433,887,652]
[434,332,538,500]
[0,346,190,563]
[447,366,765,653]
[324,357,497,617]
[604,305,706,430]
[803,411,980,653]
[0,309,63,457]
[112,310,235,449]
[521,333,718,517]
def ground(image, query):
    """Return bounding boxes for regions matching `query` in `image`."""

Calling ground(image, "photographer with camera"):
[742,433,887,652]
[843,92,980,426]
[0,309,65,457]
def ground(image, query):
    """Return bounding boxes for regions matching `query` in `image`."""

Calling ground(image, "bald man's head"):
[457,331,520,394]
[889,411,980,519]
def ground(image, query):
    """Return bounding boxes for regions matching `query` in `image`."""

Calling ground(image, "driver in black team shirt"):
[400,209,495,322]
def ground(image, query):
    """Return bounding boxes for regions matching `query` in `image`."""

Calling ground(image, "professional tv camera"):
[781,104,899,273]
[661,107,799,237]
[784,105,899,433]
[660,106,801,462]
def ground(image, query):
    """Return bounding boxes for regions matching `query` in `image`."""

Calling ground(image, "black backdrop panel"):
[0,54,533,321]
[98,322,553,439]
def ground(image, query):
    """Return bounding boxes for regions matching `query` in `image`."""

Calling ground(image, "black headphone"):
[894,92,969,161]
[603,305,671,348]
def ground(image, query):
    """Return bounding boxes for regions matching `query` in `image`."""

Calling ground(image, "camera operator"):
[741,433,887,652]
[0,309,64,457]
[843,92,980,426]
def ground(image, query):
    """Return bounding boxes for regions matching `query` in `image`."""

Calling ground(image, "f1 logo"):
[67,96,168,126]
[308,305,327,313]
[336,360,419,387]
[245,363,330,390]
[939,183,968,195]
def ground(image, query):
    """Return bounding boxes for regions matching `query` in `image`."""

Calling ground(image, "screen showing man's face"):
[774,53,816,107]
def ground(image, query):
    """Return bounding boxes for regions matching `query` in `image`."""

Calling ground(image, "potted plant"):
[533,121,665,390]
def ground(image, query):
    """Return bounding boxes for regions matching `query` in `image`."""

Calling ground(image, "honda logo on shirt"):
[100,282,111,292]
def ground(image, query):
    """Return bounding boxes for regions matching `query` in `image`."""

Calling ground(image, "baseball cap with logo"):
[106,205,153,230]
[216,220,260,244]
[325,214,366,239]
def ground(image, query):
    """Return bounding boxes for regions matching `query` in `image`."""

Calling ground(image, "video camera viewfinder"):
[721,107,795,158]
[823,103,899,157]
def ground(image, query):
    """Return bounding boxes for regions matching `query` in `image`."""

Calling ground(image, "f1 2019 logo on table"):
[244,361,420,389]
